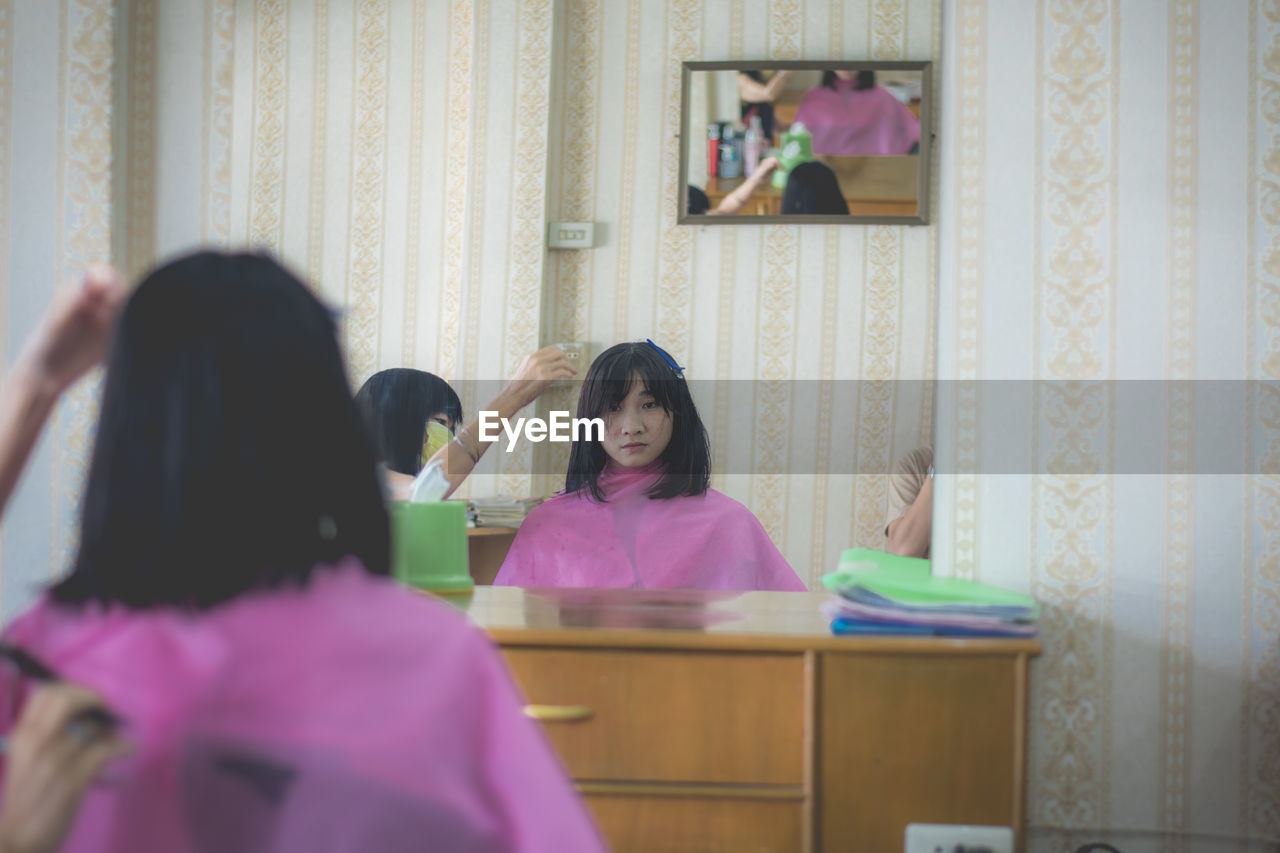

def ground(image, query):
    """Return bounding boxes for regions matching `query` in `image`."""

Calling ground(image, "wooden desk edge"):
[467,527,519,537]
[483,626,1042,655]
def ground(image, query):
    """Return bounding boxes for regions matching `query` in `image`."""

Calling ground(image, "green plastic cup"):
[390,500,473,595]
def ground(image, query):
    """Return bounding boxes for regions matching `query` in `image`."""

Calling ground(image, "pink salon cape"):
[793,80,920,156]
[0,562,604,853]
[494,463,806,591]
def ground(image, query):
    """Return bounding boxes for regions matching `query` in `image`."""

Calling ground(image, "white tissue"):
[409,459,450,503]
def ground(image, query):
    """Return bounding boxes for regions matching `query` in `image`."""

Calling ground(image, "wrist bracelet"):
[454,427,480,463]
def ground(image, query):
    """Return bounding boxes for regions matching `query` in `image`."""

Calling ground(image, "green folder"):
[823,548,1039,618]
[835,547,931,577]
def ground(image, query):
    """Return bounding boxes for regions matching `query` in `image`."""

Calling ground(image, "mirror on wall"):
[678,60,933,225]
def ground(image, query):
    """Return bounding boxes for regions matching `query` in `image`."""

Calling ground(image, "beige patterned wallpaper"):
[934,1,1277,850]
[0,0,937,600]
[0,0,119,617]
[542,0,939,584]
[222,0,939,585]
[227,0,557,500]
[0,0,232,618]
[3,1,1273,849]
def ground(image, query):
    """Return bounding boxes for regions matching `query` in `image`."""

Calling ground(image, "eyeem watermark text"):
[478,411,605,453]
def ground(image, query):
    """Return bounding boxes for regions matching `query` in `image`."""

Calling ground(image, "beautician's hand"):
[0,266,126,520]
[753,156,780,179]
[712,157,781,216]
[430,346,578,499]
[14,266,126,398]
[0,684,131,853]
[497,346,579,411]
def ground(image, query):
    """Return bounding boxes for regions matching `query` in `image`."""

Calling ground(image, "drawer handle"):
[523,704,594,723]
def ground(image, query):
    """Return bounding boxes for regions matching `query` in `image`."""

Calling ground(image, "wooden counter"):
[466,526,517,585]
[458,586,1040,853]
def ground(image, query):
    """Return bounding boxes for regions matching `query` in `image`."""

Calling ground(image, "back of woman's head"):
[565,342,711,502]
[781,162,850,215]
[686,186,710,216]
[354,369,463,475]
[53,251,390,609]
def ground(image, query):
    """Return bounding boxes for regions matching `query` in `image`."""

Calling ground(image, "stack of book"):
[820,549,1039,638]
[467,495,544,529]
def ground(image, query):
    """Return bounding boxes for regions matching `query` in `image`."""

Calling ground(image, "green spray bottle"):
[771,121,815,190]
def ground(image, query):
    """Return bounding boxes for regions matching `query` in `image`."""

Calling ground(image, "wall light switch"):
[548,222,594,249]
[904,824,1014,853]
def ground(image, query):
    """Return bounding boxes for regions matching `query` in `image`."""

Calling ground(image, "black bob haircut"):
[51,251,391,610]
[782,161,851,215]
[564,342,711,502]
[354,368,463,475]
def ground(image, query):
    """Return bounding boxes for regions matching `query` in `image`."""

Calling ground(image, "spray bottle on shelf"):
[706,123,720,178]
[744,115,763,176]
[719,126,742,179]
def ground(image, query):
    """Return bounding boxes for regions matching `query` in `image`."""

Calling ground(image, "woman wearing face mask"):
[493,341,806,591]
[355,348,576,501]
[353,369,464,499]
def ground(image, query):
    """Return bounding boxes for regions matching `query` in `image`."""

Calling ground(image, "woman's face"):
[834,69,857,81]
[600,374,673,468]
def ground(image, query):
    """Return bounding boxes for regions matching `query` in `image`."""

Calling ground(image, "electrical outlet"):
[904,823,1014,853]
[547,222,594,249]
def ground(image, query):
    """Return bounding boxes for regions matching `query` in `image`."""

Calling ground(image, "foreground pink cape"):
[793,81,920,156]
[494,464,806,591]
[0,562,604,853]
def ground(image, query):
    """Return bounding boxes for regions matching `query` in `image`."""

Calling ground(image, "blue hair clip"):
[645,339,685,376]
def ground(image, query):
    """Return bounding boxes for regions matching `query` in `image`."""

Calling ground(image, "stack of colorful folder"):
[820,549,1039,637]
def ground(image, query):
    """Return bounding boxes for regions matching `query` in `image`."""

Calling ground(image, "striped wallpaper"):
[934,1,1276,850]
[0,1,1273,849]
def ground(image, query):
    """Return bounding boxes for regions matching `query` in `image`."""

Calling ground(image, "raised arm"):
[737,70,793,104]
[0,267,125,519]
[711,157,780,215]
[885,476,932,558]
[425,346,577,499]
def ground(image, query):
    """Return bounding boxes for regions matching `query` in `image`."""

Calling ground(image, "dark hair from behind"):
[564,342,711,502]
[354,369,463,475]
[781,161,851,215]
[687,185,710,216]
[821,69,876,90]
[52,251,391,610]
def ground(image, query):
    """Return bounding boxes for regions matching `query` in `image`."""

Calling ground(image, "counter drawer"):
[502,647,805,785]
[583,791,803,853]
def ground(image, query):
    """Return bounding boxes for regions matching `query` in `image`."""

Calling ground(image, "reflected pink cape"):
[793,81,920,156]
[494,464,806,591]
[0,563,603,853]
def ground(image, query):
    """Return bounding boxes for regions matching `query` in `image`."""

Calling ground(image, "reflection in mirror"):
[679,61,933,224]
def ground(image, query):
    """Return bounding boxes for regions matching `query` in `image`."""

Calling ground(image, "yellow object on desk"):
[459,586,1040,853]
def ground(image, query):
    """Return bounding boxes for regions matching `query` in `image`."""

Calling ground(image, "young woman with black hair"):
[354,368,464,475]
[494,341,805,591]
[355,352,576,501]
[781,160,851,215]
[0,252,602,852]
